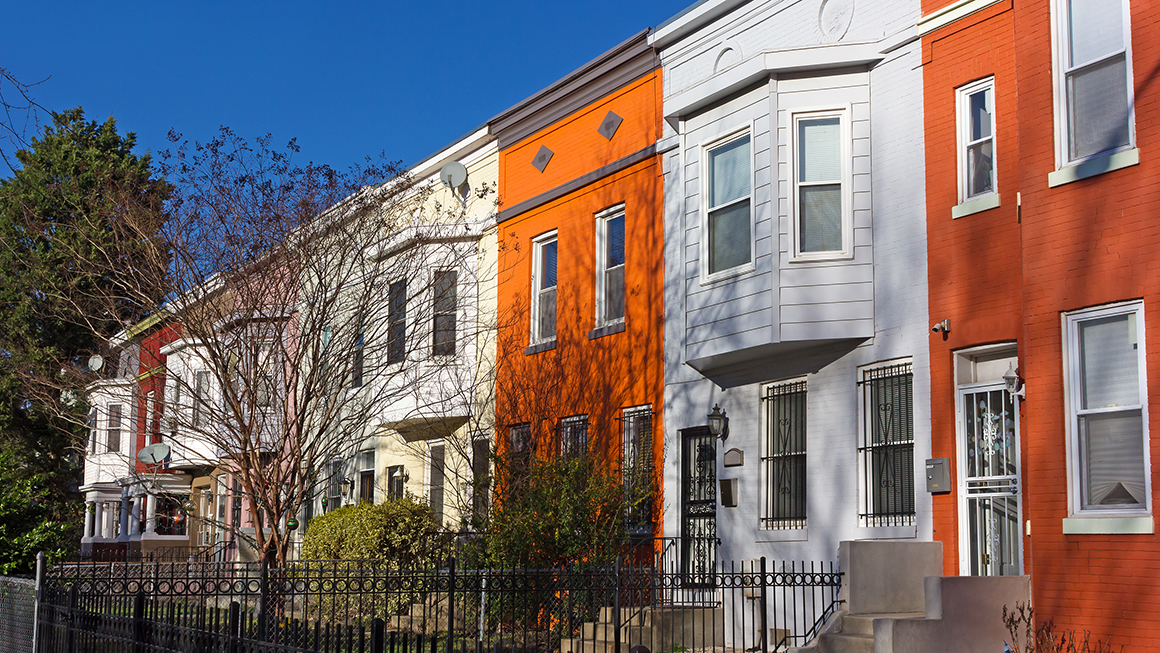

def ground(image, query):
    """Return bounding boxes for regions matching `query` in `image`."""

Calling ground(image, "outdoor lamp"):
[707,403,729,440]
[1003,363,1025,399]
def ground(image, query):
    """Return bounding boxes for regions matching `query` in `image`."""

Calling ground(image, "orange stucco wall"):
[926,0,1160,645]
[494,69,664,515]
[499,71,662,210]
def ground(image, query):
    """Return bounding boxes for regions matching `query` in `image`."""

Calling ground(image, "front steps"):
[561,605,724,653]
[814,612,924,653]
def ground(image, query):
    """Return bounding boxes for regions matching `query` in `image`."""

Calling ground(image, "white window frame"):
[595,205,627,328]
[1062,301,1151,519]
[790,107,852,262]
[1050,0,1136,170]
[956,77,998,205]
[530,230,558,345]
[699,127,755,283]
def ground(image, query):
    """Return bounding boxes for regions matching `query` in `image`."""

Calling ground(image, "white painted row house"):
[651,0,933,568]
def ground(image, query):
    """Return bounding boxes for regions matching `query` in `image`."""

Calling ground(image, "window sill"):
[1047,148,1140,188]
[701,262,755,286]
[951,192,1000,219]
[1062,515,1153,535]
[788,251,855,264]
[588,321,626,340]
[756,527,807,542]
[524,340,557,356]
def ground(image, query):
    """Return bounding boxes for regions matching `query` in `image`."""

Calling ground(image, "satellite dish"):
[439,161,468,190]
[137,443,172,465]
[88,354,104,372]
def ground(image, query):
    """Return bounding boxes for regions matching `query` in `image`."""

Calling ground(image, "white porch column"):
[129,498,141,537]
[95,502,106,539]
[85,501,96,539]
[119,497,131,541]
[144,495,157,534]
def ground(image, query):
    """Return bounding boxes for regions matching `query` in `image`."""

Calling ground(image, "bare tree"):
[36,128,497,565]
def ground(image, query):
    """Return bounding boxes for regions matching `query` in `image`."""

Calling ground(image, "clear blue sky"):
[1,1,679,171]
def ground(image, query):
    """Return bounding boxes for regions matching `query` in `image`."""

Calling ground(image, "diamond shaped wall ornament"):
[532,145,554,172]
[598,111,623,140]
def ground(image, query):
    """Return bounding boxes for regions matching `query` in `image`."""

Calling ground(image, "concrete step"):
[841,612,925,636]
[819,632,873,653]
[597,606,648,625]
[559,638,633,653]
[581,622,650,641]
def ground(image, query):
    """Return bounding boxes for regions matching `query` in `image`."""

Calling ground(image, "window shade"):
[709,136,750,207]
[540,240,557,289]
[1082,410,1145,506]
[708,201,751,272]
[799,185,843,253]
[1068,55,1130,160]
[606,215,625,268]
[799,118,841,183]
[1068,0,1123,67]
[1079,313,1139,409]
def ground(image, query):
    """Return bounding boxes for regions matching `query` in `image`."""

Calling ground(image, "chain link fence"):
[0,575,36,653]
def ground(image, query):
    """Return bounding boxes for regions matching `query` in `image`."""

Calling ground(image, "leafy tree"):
[0,108,170,571]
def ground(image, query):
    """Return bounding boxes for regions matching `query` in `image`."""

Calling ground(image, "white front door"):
[958,383,1022,576]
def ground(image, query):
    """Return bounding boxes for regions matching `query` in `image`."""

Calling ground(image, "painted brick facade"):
[925,0,1160,644]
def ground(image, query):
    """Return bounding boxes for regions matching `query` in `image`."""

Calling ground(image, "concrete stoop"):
[560,605,725,653]
[792,541,1031,653]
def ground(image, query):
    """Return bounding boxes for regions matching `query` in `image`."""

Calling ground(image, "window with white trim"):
[1065,302,1149,513]
[386,281,405,366]
[792,110,849,259]
[858,361,915,527]
[193,370,210,427]
[358,450,375,504]
[596,207,625,326]
[762,380,807,529]
[432,270,457,356]
[107,404,123,454]
[531,233,557,344]
[957,78,996,202]
[1054,0,1133,164]
[704,132,752,277]
[428,443,446,525]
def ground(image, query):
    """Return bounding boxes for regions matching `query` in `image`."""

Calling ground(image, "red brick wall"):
[923,0,1020,578]
[1015,0,1160,646]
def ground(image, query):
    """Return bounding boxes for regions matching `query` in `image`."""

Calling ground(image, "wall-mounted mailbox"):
[720,479,738,507]
[723,448,744,467]
[926,457,950,494]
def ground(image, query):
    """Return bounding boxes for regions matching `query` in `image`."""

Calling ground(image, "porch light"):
[1003,363,1025,399]
[707,403,729,440]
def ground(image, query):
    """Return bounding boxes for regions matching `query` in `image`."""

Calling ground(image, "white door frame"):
[956,379,1023,575]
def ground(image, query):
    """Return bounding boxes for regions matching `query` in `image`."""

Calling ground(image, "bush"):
[485,453,625,569]
[301,496,444,562]
[1004,602,1124,653]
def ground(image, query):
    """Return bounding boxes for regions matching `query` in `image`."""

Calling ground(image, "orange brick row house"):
[489,32,665,536]
[923,0,1160,645]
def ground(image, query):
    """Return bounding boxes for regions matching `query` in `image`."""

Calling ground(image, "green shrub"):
[301,496,443,562]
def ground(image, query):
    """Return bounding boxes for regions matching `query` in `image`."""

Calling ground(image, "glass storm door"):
[681,427,717,584]
[959,384,1022,576]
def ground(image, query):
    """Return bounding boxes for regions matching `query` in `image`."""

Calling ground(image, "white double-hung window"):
[1054,0,1134,167]
[703,132,752,278]
[531,232,558,344]
[1065,302,1149,518]
[957,78,996,203]
[792,110,850,260]
[596,206,625,326]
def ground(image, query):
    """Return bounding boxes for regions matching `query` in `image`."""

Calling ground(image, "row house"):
[922,0,1160,645]
[651,0,931,570]
[489,32,665,536]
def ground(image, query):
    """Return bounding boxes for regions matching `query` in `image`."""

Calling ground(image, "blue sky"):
[1,1,678,171]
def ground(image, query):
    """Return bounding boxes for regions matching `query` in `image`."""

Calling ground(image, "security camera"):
[931,319,950,334]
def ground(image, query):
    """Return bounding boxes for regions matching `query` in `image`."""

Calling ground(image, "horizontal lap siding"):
[777,73,874,343]
[682,86,776,360]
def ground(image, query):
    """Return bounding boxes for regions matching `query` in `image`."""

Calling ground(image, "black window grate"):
[761,380,807,529]
[857,362,915,527]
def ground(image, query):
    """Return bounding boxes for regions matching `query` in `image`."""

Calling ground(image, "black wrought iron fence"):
[36,549,841,653]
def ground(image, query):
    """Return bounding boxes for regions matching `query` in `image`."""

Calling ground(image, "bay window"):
[703,132,752,278]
